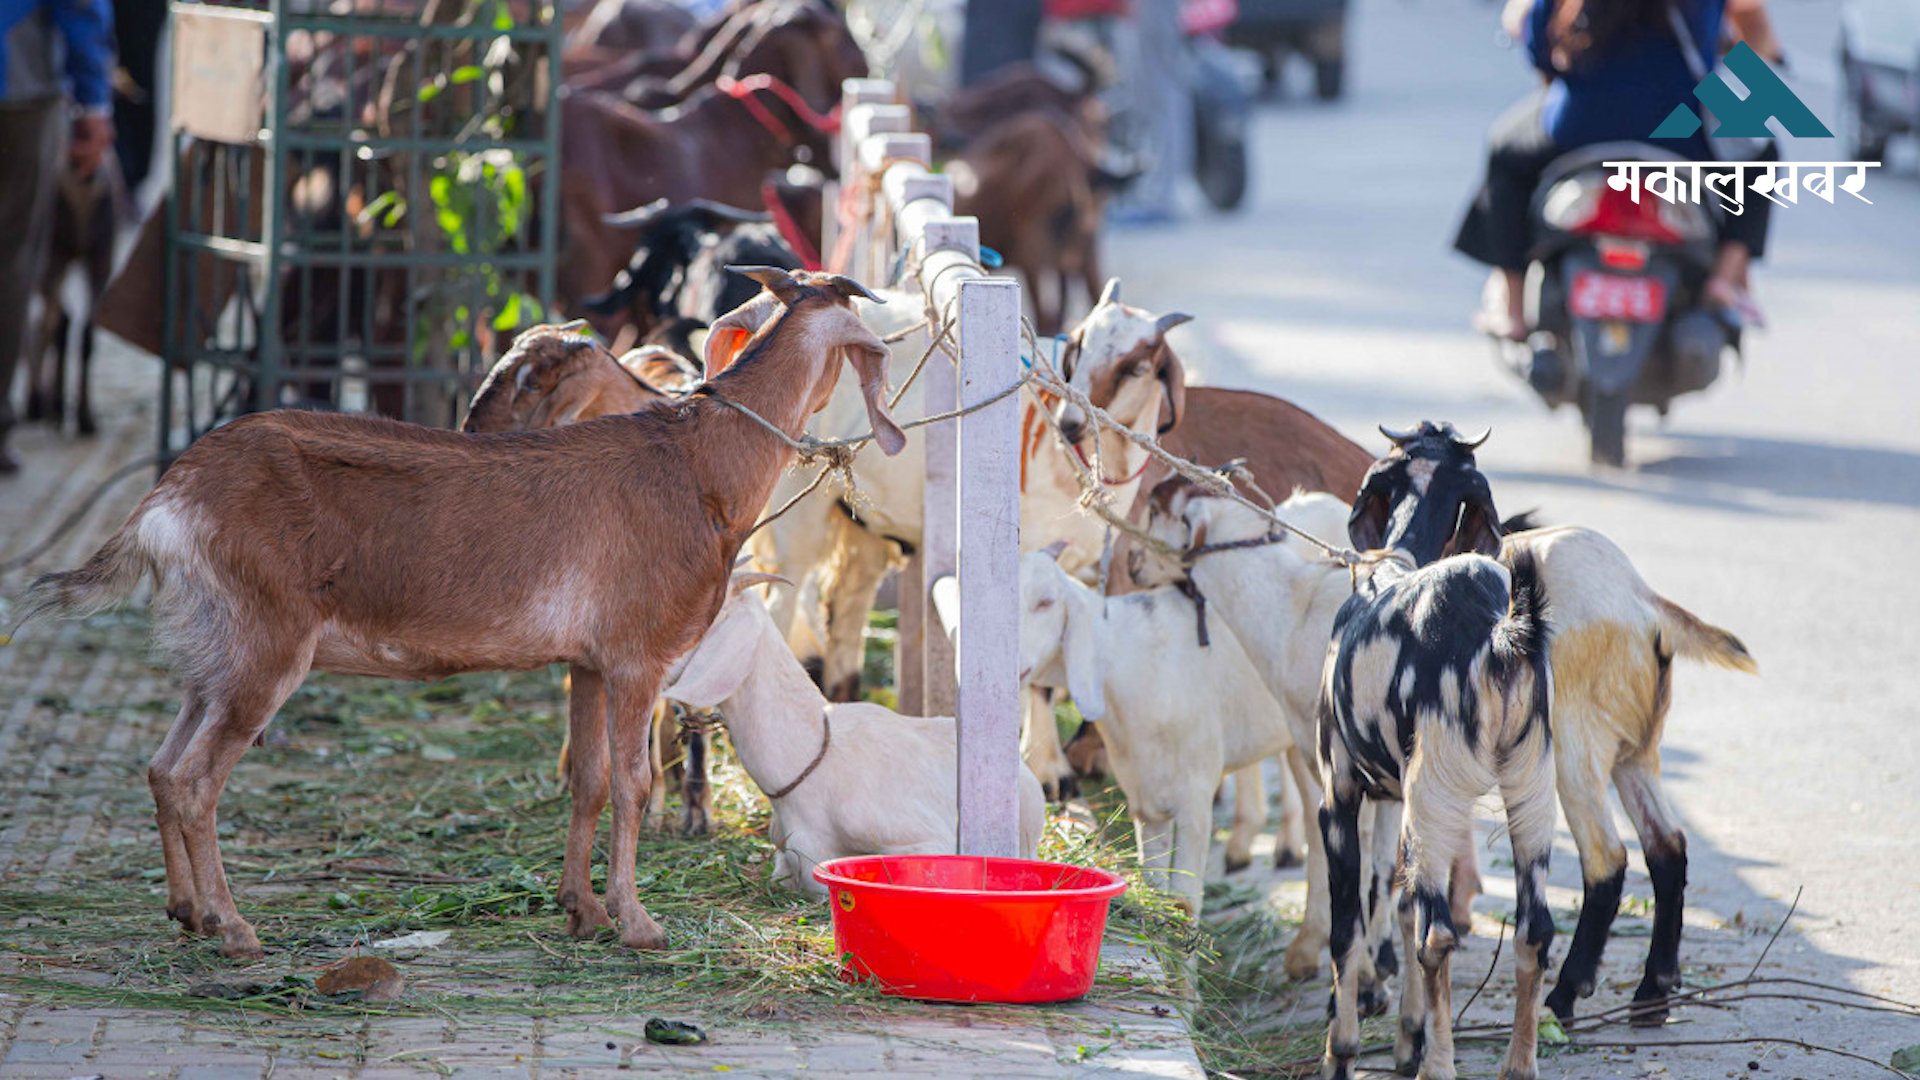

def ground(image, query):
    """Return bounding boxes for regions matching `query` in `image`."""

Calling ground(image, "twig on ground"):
[1456,915,1507,1026]
[1746,884,1802,981]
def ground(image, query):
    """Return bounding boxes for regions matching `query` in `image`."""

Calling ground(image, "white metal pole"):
[954,277,1022,858]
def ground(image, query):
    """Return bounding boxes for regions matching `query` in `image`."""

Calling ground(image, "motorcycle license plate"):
[1569,271,1667,323]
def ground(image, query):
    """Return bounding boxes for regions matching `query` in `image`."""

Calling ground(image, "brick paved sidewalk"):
[0,343,1210,1080]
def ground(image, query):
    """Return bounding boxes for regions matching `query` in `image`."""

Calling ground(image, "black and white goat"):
[1320,423,1555,1080]
[1350,422,1757,1027]
[583,198,800,353]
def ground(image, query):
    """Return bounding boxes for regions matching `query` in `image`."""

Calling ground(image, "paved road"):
[1109,0,1920,1073]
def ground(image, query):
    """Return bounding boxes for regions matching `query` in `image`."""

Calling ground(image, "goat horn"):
[1098,278,1121,306]
[1154,312,1193,336]
[728,265,804,302]
[685,199,774,226]
[823,275,884,303]
[730,571,793,595]
[1378,424,1420,446]
[601,197,670,227]
[1455,427,1492,450]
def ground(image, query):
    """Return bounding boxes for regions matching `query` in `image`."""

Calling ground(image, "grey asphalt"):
[1107,0,1920,1074]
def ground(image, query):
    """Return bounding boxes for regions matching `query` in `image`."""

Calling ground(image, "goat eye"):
[1131,362,1152,377]
[1034,599,1054,611]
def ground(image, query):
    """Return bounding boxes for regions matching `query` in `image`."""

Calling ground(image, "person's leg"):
[0,100,67,473]
[1701,144,1774,322]
[115,0,168,194]
[1455,91,1560,338]
[1117,0,1189,221]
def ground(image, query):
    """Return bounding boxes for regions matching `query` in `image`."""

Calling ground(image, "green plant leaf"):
[1891,1045,1920,1073]
[417,79,443,104]
[1537,1014,1570,1045]
[492,294,521,331]
[450,65,484,85]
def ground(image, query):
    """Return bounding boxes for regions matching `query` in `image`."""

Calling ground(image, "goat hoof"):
[1394,1017,1425,1076]
[618,914,668,951]
[565,905,615,939]
[166,901,203,934]
[1628,991,1671,1028]
[1545,984,1578,1022]
[77,413,97,437]
[1274,845,1303,870]
[681,808,710,837]
[1283,942,1322,981]
[1224,853,1251,874]
[1357,984,1389,1019]
[212,919,265,960]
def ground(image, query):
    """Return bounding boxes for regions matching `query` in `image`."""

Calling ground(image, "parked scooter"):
[1494,143,1742,467]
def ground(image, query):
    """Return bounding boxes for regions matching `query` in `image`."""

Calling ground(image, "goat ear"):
[524,373,601,429]
[847,341,906,456]
[1041,539,1069,562]
[1443,480,1504,559]
[1097,277,1121,306]
[728,264,805,305]
[1155,342,1187,435]
[706,291,781,373]
[1061,586,1107,723]
[1348,486,1390,552]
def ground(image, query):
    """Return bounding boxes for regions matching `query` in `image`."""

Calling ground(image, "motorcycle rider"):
[1454,0,1782,340]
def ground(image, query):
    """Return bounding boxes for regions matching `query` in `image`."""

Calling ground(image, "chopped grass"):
[0,614,1199,1061]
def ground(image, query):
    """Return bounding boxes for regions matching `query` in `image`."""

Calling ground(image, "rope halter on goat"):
[716,74,843,147]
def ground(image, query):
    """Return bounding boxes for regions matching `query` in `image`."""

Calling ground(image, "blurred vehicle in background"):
[1225,0,1346,99]
[1837,0,1920,162]
[1185,0,1251,210]
[1502,143,1740,467]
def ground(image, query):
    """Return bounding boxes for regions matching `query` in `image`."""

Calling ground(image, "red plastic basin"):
[811,855,1128,1004]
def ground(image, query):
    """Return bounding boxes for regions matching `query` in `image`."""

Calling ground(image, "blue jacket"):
[1525,0,1718,158]
[1,0,115,110]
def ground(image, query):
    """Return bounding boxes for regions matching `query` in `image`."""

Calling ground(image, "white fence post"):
[954,277,1023,857]
[837,78,1025,858]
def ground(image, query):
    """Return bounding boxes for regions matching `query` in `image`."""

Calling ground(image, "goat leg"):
[679,721,712,837]
[75,310,96,436]
[558,665,614,939]
[644,699,672,831]
[1615,756,1687,1026]
[179,654,310,960]
[148,689,208,934]
[602,668,667,950]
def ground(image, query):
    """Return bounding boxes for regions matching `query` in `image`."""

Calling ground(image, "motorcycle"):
[1496,143,1742,467]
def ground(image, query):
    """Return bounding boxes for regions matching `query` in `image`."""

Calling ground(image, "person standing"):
[0,0,114,474]
[1112,0,1189,224]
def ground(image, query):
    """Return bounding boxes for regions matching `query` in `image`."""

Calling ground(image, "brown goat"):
[14,269,903,958]
[950,111,1107,336]
[462,335,707,831]
[560,70,858,332]
[1150,388,1372,507]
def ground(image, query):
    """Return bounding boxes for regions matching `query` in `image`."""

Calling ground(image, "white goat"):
[1016,547,1288,914]
[662,577,1047,894]
[1137,485,1409,1005]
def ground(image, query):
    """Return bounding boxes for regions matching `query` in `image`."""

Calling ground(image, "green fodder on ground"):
[0,620,1199,1055]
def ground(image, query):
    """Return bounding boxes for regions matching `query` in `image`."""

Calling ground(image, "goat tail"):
[1495,548,1552,669]
[1654,595,1757,675]
[1493,549,1555,743]
[7,521,152,642]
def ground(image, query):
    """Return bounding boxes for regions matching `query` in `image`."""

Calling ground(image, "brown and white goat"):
[13,269,904,959]
[1349,422,1757,1027]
